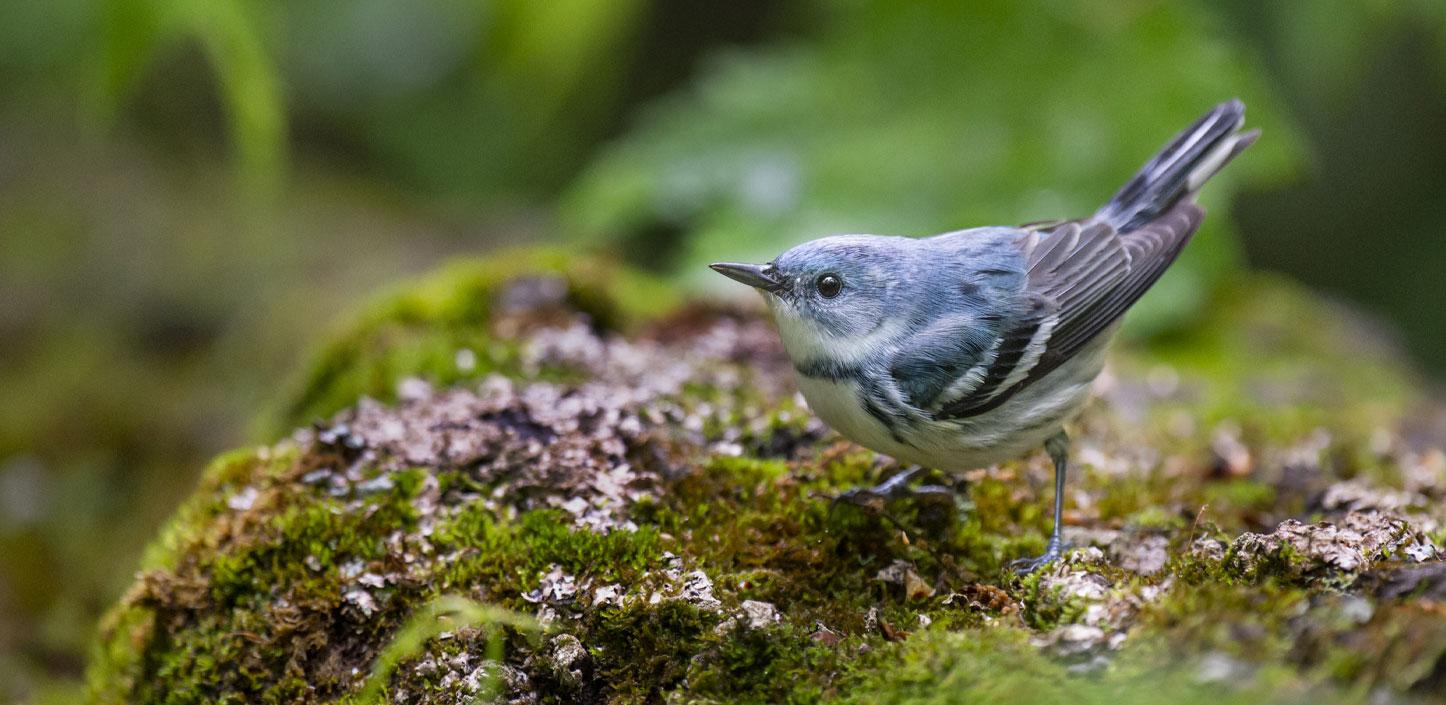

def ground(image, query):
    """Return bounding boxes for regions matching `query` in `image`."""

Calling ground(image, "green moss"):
[682,622,858,704]
[135,447,288,573]
[1142,579,1310,660]
[1011,574,1090,632]
[431,509,666,603]
[585,600,719,700]
[1124,505,1188,532]
[87,601,155,704]
[1201,479,1278,517]
[837,624,1364,705]
[88,448,443,704]
[346,596,542,705]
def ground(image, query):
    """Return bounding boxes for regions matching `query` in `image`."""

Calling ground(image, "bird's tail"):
[1095,99,1259,232]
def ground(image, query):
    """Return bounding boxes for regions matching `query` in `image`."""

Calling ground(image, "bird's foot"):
[831,466,954,513]
[1009,538,1067,575]
[829,466,959,534]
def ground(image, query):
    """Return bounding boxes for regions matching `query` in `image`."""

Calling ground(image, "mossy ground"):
[88,253,1445,704]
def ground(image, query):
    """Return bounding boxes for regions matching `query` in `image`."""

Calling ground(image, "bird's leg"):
[1010,431,1071,574]
[831,465,954,514]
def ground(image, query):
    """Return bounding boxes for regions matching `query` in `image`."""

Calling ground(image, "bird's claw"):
[1008,539,1068,574]
[830,486,888,513]
[830,467,952,510]
[828,467,960,536]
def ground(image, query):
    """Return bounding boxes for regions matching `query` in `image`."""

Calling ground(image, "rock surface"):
[88,253,1446,704]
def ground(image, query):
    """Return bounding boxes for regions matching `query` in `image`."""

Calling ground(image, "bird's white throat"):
[766,297,904,368]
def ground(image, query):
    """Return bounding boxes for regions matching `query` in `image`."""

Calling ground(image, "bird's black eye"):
[816,273,842,298]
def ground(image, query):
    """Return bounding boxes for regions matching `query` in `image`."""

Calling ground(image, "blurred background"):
[1,0,1443,700]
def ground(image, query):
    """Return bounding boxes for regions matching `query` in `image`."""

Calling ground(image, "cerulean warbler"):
[711,100,1258,571]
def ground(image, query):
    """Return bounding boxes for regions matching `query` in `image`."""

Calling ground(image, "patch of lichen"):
[89,256,1444,704]
[267,248,677,435]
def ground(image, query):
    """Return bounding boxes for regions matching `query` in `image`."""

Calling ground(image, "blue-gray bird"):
[711,100,1258,571]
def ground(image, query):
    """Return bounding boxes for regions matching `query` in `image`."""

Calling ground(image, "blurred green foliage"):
[274,0,650,201]
[1228,0,1446,108]
[100,0,287,192]
[8,0,650,201]
[1223,0,1446,380]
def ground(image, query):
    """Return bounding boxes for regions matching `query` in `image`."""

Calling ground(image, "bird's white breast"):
[792,333,1112,472]
[793,374,901,456]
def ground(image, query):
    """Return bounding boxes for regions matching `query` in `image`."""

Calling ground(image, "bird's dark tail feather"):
[1095,99,1259,232]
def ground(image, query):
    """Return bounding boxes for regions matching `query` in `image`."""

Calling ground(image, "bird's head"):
[711,236,914,360]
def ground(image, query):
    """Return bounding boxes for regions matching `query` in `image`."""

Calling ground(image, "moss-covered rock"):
[89,253,1445,704]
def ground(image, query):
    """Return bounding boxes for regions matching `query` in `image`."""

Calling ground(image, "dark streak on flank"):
[795,358,864,382]
[862,391,905,444]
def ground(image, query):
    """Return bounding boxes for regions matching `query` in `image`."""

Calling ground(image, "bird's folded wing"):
[1047,203,1203,360]
[888,314,1003,411]
[934,202,1202,420]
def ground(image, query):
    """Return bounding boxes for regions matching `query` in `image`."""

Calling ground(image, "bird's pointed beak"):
[709,262,788,294]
